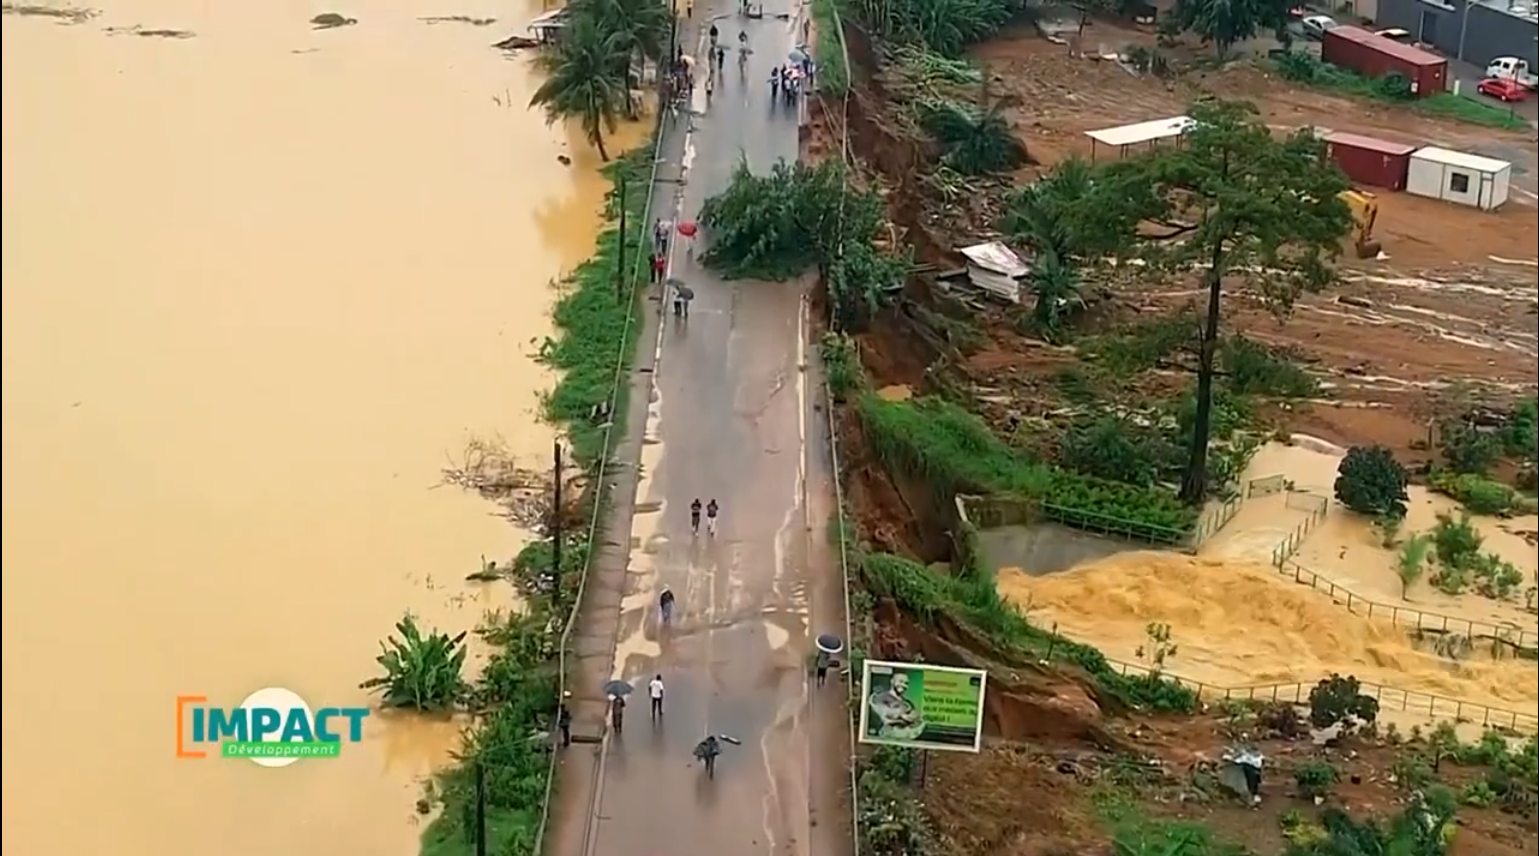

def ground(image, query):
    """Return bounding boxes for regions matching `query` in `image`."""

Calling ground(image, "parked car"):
[1373,27,1410,41]
[1302,15,1338,39]
[1476,77,1529,102]
[1485,56,1539,89]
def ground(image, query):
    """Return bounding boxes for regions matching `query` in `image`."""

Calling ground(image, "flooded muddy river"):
[1,1,634,853]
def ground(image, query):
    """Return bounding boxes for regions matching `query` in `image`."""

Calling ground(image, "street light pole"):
[1455,0,1471,62]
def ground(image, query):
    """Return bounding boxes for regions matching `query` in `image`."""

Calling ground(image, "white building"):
[1405,146,1512,210]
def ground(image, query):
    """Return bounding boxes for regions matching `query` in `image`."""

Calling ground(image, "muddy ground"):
[804,13,1539,855]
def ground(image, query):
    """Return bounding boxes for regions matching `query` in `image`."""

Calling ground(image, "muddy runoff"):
[0,1,643,854]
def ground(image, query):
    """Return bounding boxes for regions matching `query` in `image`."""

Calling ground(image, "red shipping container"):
[1320,26,1447,99]
[1323,131,1417,190]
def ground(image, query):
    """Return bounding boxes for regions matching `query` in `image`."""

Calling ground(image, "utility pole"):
[616,174,628,298]
[474,759,487,856]
[552,440,564,601]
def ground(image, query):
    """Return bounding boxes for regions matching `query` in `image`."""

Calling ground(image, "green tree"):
[1172,0,1290,58]
[529,16,631,161]
[1334,444,1410,519]
[1000,156,1151,337]
[916,96,1029,176]
[572,0,673,112]
[1115,100,1351,504]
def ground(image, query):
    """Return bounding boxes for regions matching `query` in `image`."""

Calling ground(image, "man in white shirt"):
[649,674,665,720]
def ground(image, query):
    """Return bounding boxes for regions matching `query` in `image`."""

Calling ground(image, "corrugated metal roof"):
[1325,26,1446,67]
[1084,115,1194,148]
[1324,131,1418,156]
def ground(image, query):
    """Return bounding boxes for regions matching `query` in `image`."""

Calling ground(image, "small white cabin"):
[1405,147,1512,211]
[959,242,1029,304]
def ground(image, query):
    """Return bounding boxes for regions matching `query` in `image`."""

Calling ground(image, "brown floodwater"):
[1,1,642,853]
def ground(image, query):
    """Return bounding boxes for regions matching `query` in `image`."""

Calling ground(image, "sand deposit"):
[996,552,1539,717]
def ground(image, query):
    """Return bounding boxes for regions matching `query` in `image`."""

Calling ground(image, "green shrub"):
[1334,445,1409,519]
[1429,470,1533,517]
[1440,421,1502,474]
[859,394,1199,543]
[821,332,862,401]
[1308,674,1379,727]
[360,614,470,711]
[1295,760,1342,799]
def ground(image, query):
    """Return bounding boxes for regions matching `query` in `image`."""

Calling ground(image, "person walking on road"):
[650,251,666,284]
[558,701,573,746]
[659,586,676,626]
[705,498,720,537]
[815,651,830,688]
[649,674,666,720]
[609,694,626,734]
[690,497,702,535]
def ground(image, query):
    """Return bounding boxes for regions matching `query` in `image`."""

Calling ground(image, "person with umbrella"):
[677,219,698,257]
[658,585,676,626]
[815,634,843,688]
[694,734,722,778]
[603,679,633,734]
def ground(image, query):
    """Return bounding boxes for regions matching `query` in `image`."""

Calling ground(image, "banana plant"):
[360,614,470,711]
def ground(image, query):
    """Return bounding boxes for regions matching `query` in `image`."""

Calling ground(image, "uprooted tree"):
[1108,99,1352,504]
[698,157,911,332]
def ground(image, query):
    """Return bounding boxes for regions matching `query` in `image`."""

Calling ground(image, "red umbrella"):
[676,221,699,238]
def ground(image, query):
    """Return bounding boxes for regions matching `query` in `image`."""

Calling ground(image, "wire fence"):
[810,1,862,851]
[531,85,673,856]
[1098,656,1539,733]
[1275,560,1538,651]
[1268,490,1330,568]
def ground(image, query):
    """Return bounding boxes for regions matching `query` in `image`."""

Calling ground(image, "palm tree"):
[529,17,630,161]
[571,0,672,117]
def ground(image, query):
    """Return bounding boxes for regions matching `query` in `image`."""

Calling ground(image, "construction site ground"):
[852,19,1539,463]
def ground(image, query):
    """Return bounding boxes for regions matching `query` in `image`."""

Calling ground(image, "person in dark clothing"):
[609,694,625,734]
[705,498,720,537]
[814,651,830,687]
[659,586,676,625]
[690,497,702,535]
[558,704,573,746]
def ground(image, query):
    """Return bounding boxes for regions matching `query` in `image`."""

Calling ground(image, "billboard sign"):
[857,660,986,753]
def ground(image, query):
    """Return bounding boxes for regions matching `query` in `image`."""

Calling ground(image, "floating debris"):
[1,2,99,24]
[105,24,195,38]
[420,15,496,26]
[310,12,357,29]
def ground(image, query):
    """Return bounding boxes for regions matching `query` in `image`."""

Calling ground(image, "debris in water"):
[420,15,496,26]
[438,437,583,535]
[105,24,195,38]
[1,2,98,23]
[310,12,357,29]
[493,33,540,50]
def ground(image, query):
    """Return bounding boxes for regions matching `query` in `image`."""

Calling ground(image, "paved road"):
[545,2,852,855]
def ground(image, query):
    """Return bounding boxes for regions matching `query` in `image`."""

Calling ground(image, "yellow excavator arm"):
[1338,189,1381,259]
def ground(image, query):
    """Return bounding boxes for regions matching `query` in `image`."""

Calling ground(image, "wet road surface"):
[545,1,853,855]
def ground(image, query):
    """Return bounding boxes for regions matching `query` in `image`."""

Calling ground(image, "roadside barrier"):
[532,79,673,856]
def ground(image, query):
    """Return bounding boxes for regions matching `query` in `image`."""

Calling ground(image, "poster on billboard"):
[857,660,987,753]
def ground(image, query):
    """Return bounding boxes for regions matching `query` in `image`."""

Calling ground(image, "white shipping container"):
[1404,146,1512,211]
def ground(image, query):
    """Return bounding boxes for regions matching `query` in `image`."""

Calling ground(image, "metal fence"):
[1268,491,1329,568]
[811,2,862,853]
[1099,656,1538,733]
[1275,560,1538,652]
[532,89,673,856]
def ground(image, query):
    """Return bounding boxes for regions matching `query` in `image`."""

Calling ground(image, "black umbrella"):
[816,633,844,655]
[603,679,634,697]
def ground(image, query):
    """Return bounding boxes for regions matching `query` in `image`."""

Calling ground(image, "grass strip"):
[1270,54,1528,131]
[857,393,1198,542]
[811,0,850,97]
[419,139,656,856]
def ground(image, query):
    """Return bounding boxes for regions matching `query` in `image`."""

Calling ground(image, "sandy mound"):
[996,552,1539,714]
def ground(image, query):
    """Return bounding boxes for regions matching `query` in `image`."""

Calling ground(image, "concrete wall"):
[974,523,1143,577]
[1375,0,1539,69]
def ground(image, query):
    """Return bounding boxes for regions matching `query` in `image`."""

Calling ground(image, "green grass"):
[1418,91,1529,130]
[418,139,657,856]
[857,393,1198,542]
[811,0,850,97]
[861,552,1199,711]
[1269,53,1529,131]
